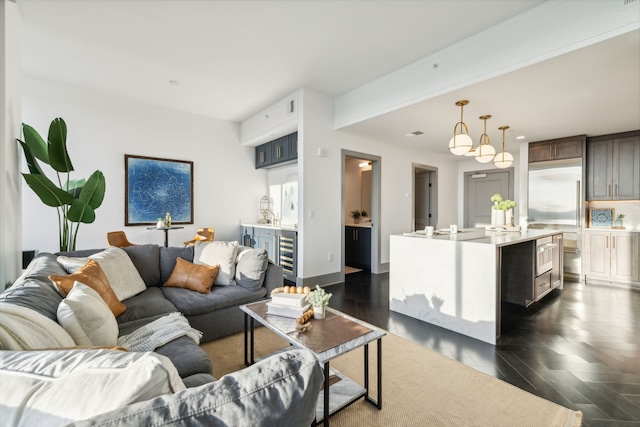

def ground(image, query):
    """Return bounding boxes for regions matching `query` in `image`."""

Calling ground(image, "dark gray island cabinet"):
[390,228,563,345]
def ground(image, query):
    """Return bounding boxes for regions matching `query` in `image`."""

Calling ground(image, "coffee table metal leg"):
[323,361,330,427]
[364,338,382,409]
[243,314,256,366]
[250,317,255,365]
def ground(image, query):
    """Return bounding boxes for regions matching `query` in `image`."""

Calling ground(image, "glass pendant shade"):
[493,151,514,168]
[449,133,472,155]
[475,144,496,163]
[464,146,477,157]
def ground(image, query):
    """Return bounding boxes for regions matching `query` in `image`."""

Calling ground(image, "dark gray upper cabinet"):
[587,131,640,201]
[255,131,298,169]
[528,135,585,162]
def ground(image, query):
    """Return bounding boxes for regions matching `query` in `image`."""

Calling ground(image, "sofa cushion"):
[124,244,161,286]
[57,247,147,300]
[0,303,76,350]
[164,257,220,294]
[195,240,239,286]
[0,278,63,321]
[118,314,213,378]
[14,253,69,287]
[49,260,126,317]
[72,349,323,427]
[0,349,185,427]
[57,282,118,346]
[117,287,178,324]
[161,284,266,316]
[160,246,194,285]
[235,246,269,291]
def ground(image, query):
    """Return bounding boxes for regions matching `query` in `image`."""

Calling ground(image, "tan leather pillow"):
[163,257,219,294]
[50,260,126,317]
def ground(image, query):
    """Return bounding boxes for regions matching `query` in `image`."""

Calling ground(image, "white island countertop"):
[390,227,564,345]
[401,227,560,246]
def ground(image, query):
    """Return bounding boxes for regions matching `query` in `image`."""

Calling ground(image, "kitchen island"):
[389,228,563,345]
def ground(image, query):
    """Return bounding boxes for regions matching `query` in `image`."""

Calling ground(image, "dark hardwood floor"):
[325,271,640,427]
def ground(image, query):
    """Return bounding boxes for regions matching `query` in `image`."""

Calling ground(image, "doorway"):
[413,164,438,231]
[342,151,381,277]
[464,169,513,227]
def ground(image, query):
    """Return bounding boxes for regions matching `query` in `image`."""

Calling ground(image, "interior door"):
[465,170,511,228]
[415,171,430,230]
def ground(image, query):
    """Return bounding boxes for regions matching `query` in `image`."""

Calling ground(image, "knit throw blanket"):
[117,312,203,352]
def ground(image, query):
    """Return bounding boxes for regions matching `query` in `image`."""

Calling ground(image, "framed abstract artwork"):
[589,208,614,228]
[125,155,194,226]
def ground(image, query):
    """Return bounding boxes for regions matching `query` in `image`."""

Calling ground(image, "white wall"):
[21,77,267,253]
[1,0,22,290]
[299,88,459,281]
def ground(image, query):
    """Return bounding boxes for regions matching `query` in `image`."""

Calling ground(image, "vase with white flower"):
[490,194,517,227]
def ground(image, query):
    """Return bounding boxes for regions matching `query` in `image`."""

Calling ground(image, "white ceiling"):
[16,0,640,155]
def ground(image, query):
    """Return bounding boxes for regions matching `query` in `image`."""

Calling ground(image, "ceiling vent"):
[405,131,424,137]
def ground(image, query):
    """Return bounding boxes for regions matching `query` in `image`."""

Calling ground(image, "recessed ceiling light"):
[516,136,525,140]
[405,131,424,137]
[169,80,179,86]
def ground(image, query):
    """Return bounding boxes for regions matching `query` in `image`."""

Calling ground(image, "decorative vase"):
[354,218,361,224]
[615,218,623,227]
[505,208,514,227]
[491,209,505,227]
[156,220,164,229]
[313,305,325,320]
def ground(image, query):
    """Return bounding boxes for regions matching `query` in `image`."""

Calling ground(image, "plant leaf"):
[79,171,106,210]
[48,118,74,173]
[21,124,49,164]
[22,173,74,207]
[17,140,45,175]
[68,199,96,223]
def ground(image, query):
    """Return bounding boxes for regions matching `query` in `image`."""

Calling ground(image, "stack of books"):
[267,293,311,318]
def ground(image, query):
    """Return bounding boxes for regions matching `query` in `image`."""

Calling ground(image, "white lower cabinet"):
[584,230,639,283]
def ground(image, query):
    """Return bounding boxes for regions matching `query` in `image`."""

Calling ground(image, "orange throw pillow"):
[50,260,126,317]
[163,257,219,294]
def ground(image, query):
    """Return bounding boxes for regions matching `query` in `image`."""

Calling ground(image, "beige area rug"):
[202,328,582,427]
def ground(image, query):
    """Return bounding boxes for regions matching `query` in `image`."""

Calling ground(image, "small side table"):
[146,226,184,247]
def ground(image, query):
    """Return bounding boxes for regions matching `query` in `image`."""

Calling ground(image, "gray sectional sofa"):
[0,243,323,426]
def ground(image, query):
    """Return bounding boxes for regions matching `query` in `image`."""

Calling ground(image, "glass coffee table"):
[240,301,385,426]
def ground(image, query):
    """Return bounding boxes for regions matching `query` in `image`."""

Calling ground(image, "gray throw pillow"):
[235,247,268,291]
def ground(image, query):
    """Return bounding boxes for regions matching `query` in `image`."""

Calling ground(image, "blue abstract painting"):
[125,155,193,225]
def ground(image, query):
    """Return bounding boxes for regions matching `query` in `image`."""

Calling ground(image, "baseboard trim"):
[301,272,342,287]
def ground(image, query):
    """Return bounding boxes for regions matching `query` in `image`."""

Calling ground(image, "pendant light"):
[474,115,496,163]
[493,125,514,168]
[448,100,473,155]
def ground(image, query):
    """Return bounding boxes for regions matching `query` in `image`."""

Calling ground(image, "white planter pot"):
[156,220,165,229]
[313,305,325,320]
[491,209,505,227]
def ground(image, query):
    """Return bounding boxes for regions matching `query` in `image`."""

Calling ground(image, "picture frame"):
[589,208,614,228]
[125,154,194,226]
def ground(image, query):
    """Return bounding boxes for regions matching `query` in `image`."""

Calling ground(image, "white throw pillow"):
[57,281,119,346]
[235,246,269,291]
[57,247,146,301]
[195,241,239,285]
[0,349,186,427]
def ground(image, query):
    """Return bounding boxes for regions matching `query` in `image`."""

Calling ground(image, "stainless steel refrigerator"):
[528,158,583,277]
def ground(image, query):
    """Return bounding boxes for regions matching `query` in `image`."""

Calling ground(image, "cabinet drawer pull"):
[612,236,615,249]
[606,236,609,249]
[615,184,618,197]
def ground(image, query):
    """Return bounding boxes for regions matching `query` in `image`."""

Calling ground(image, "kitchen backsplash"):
[586,200,640,231]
